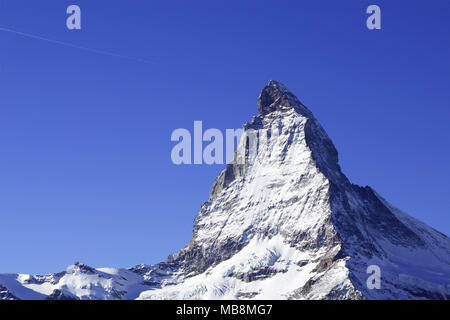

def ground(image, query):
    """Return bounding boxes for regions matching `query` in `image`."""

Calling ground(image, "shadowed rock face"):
[1,81,449,300]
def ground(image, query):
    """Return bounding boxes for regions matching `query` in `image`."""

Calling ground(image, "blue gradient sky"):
[0,0,449,274]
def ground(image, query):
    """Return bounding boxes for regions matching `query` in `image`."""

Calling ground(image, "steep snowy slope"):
[1,81,449,300]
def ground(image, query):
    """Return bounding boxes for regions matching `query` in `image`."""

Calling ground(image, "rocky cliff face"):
[1,81,449,300]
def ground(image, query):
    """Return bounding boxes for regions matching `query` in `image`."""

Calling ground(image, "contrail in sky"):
[0,24,150,64]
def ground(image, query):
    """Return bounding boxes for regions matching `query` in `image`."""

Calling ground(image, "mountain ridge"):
[1,81,449,300]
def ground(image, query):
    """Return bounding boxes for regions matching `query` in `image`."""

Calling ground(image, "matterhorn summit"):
[1,81,449,300]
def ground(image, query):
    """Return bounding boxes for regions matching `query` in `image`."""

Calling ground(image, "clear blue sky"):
[0,0,449,274]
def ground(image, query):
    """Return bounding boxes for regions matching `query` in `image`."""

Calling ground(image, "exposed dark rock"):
[46,289,78,300]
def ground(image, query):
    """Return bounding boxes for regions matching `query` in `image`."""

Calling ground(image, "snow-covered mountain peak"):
[1,81,449,300]
[257,80,312,118]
